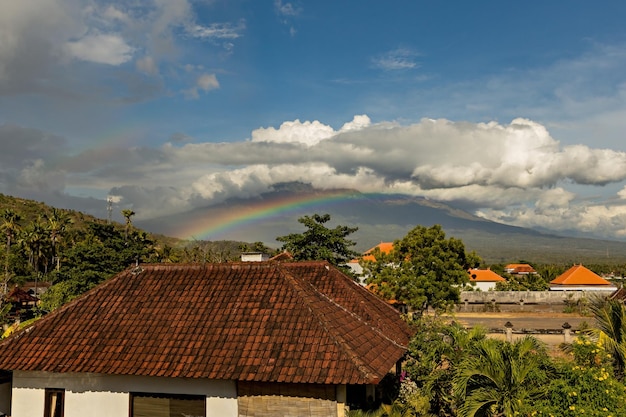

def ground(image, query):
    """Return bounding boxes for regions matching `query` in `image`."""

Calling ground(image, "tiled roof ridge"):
[316,274,409,351]
[278,263,381,381]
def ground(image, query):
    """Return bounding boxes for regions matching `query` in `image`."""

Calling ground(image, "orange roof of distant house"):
[550,264,613,286]
[505,263,536,274]
[361,242,394,262]
[468,269,506,282]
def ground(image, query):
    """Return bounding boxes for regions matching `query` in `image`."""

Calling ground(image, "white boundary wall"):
[11,371,237,417]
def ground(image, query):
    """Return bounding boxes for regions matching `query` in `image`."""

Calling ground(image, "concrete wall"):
[459,290,615,306]
[10,371,237,417]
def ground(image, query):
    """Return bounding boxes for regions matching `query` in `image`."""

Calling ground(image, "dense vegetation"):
[0,194,274,322]
[348,300,626,416]
[364,225,481,312]
[3,195,626,415]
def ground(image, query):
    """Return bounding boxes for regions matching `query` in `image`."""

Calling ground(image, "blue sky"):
[3,0,626,239]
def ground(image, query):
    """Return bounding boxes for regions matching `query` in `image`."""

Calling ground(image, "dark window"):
[44,389,64,417]
[130,393,205,417]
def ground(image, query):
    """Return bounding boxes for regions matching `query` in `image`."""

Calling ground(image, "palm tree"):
[45,208,71,270]
[121,209,135,242]
[453,336,551,417]
[587,297,626,379]
[20,218,49,275]
[1,209,21,294]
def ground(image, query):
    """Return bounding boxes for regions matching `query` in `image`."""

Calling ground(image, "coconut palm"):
[45,208,71,270]
[586,297,626,379]
[453,336,551,417]
[121,209,135,242]
[1,209,21,294]
[19,218,50,275]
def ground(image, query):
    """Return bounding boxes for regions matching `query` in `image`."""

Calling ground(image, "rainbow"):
[177,190,365,241]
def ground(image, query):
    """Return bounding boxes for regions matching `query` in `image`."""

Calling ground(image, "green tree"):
[453,336,553,417]
[276,213,359,267]
[365,225,479,312]
[41,222,156,312]
[405,316,487,415]
[494,273,549,291]
[19,217,50,275]
[45,208,71,271]
[1,209,21,294]
[121,209,135,242]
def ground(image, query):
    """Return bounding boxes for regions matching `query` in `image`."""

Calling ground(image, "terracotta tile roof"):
[359,242,394,262]
[0,262,412,385]
[468,269,506,282]
[550,264,613,286]
[6,287,39,303]
[504,264,536,274]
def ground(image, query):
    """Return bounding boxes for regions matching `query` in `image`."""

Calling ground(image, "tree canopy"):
[364,224,480,312]
[276,213,359,267]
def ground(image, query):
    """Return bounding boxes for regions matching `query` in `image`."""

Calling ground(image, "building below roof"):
[468,268,506,291]
[504,263,537,275]
[346,242,394,284]
[0,261,412,417]
[550,264,616,291]
[240,251,269,262]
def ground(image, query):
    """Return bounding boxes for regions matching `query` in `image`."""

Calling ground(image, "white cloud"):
[183,73,220,99]
[188,21,245,40]
[70,115,626,240]
[8,113,626,239]
[0,0,242,98]
[274,0,300,17]
[65,33,134,65]
[197,73,219,91]
[372,48,419,71]
[136,56,158,75]
[250,115,370,147]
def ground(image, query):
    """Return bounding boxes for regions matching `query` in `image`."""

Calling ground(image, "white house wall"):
[11,371,238,417]
[473,282,497,291]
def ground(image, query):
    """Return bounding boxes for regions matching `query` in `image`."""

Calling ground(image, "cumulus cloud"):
[184,73,220,98]
[0,0,243,98]
[64,33,134,65]
[7,114,626,238]
[66,115,625,239]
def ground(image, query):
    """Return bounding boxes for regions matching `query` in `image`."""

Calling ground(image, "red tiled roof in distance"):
[0,262,412,385]
[504,264,536,274]
[359,242,394,262]
[550,264,613,286]
[7,286,39,302]
[468,269,506,282]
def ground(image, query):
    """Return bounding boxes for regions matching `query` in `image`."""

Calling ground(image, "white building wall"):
[472,281,498,291]
[11,371,237,417]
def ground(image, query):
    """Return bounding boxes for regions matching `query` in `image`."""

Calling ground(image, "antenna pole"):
[107,197,113,224]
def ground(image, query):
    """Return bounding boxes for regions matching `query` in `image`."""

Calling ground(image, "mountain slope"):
[136,184,626,264]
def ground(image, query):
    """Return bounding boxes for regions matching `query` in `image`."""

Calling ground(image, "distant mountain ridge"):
[137,183,626,264]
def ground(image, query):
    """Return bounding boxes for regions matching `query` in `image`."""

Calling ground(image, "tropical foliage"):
[364,225,480,312]
[453,336,553,417]
[276,213,359,268]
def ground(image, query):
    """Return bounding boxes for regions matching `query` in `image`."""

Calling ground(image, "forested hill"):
[0,193,270,319]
